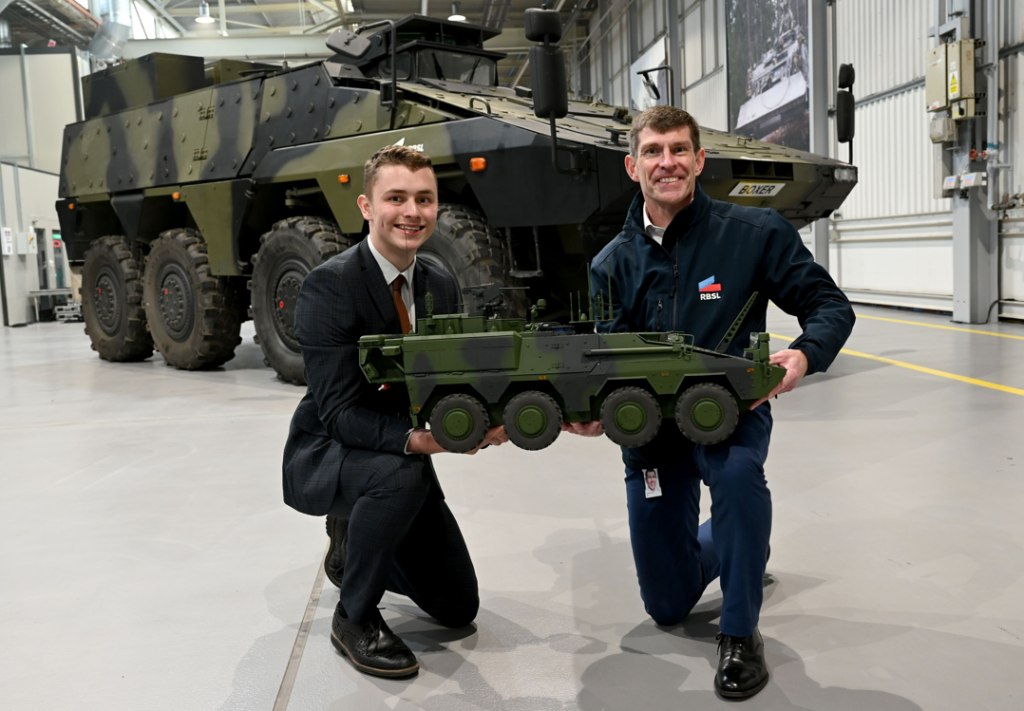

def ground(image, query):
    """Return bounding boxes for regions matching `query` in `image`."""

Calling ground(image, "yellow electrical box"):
[947,39,977,120]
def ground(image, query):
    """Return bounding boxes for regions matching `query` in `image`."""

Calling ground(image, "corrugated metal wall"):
[836,87,951,220]
[834,0,932,98]
[684,68,727,130]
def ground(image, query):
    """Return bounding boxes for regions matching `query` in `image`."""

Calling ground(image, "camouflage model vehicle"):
[56,10,857,384]
[357,292,786,452]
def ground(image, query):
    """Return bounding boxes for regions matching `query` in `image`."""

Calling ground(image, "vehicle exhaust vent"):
[730,160,793,180]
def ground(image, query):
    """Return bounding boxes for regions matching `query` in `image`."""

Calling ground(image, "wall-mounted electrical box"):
[930,115,957,143]
[947,39,977,121]
[926,44,948,111]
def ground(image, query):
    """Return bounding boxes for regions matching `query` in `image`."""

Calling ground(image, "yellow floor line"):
[855,313,1024,341]
[769,334,1024,398]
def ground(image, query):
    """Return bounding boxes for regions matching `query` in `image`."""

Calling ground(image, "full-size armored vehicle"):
[357,293,786,452]
[735,27,810,146]
[57,10,856,383]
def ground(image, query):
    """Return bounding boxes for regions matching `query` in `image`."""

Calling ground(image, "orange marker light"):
[67,203,74,210]
[172,192,180,200]
[338,174,350,184]
[470,157,487,172]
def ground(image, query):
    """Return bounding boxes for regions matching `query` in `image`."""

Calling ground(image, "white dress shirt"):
[366,235,416,331]
[642,204,667,246]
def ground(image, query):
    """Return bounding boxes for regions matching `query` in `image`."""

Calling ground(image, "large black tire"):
[674,382,740,445]
[250,217,354,384]
[81,235,154,362]
[429,393,490,453]
[600,386,662,448]
[418,204,529,318]
[503,391,562,451]
[142,228,242,370]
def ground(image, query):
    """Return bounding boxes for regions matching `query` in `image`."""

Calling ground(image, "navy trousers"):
[328,449,479,627]
[625,405,773,637]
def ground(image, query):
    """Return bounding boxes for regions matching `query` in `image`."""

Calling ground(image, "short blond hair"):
[363,144,435,197]
[629,106,702,158]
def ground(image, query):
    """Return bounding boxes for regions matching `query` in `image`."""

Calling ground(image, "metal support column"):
[19,45,36,170]
[809,0,830,269]
[666,0,682,108]
[948,2,999,323]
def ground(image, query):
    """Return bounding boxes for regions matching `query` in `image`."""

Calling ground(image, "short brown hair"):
[628,106,702,157]
[363,144,435,197]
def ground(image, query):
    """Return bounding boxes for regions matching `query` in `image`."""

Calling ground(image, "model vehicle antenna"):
[714,290,760,353]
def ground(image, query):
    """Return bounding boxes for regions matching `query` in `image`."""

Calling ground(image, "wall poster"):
[726,0,810,151]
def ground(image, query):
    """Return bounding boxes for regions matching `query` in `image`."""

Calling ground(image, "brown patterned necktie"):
[392,274,411,335]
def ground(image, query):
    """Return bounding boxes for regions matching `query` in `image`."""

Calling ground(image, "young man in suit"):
[283,145,508,678]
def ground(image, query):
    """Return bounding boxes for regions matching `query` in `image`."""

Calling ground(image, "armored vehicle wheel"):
[81,235,154,362]
[429,393,490,453]
[675,382,740,445]
[142,228,243,370]
[418,204,529,318]
[600,386,661,448]
[503,391,562,451]
[250,217,354,384]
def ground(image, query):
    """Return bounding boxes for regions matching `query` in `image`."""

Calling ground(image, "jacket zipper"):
[656,300,663,331]
[671,253,680,329]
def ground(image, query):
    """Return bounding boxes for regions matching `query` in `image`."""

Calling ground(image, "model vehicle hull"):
[359,314,786,452]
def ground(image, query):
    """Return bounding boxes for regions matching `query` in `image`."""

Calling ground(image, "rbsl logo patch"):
[698,276,722,300]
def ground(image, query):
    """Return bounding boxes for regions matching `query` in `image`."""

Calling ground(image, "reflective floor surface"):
[2,304,1022,710]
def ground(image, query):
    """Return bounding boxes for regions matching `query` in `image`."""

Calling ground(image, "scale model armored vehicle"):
[357,290,786,452]
[57,9,856,384]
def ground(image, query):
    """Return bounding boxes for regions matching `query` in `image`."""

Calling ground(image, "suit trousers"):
[624,405,772,638]
[328,448,479,627]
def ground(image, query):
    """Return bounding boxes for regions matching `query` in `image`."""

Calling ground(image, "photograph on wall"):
[630,37,669,112]
[726,0,809,151]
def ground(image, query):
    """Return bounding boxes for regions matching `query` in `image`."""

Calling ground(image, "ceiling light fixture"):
[448,1,466,22]
[196,1,216,24]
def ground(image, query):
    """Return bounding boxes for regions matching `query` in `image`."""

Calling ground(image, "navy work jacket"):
[591,183,855,466]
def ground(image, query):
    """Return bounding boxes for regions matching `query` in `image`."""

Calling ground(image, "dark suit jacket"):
[282,238,461,515]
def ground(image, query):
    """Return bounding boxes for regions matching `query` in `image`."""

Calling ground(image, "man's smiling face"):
[357,164,438,270]
[625,125,706,218]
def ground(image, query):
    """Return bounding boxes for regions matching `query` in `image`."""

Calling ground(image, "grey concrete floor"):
[2,304,1023,710]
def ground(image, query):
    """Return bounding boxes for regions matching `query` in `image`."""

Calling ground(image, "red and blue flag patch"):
[698,276,721,293]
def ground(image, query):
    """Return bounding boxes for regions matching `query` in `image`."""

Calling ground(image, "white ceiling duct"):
[88,0,133,59]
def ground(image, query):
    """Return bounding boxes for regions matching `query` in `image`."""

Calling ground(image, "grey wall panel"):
[835,0,932,99]
[684,68,727,131]
[836,87,951,221]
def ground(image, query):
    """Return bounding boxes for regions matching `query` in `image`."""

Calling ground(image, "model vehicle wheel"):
[417,204,529,318]
[674,382,740,445]
[142,228,242,370]
[429,393,490,453]
[503,391,562,451]
[250,217,354,384]
[81,235,154,361]
[600,386,662,448]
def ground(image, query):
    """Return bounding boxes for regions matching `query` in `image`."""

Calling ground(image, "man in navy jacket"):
[575,106,854,698]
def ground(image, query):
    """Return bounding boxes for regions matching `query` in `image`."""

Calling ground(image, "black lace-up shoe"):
[324,516,348,588]
[714,628,769,699]
[330,603,419,678]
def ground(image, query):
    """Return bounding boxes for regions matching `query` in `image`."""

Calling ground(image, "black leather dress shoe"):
[331,603,419,678]
[714,628,769,699]
[324,516,348,588]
